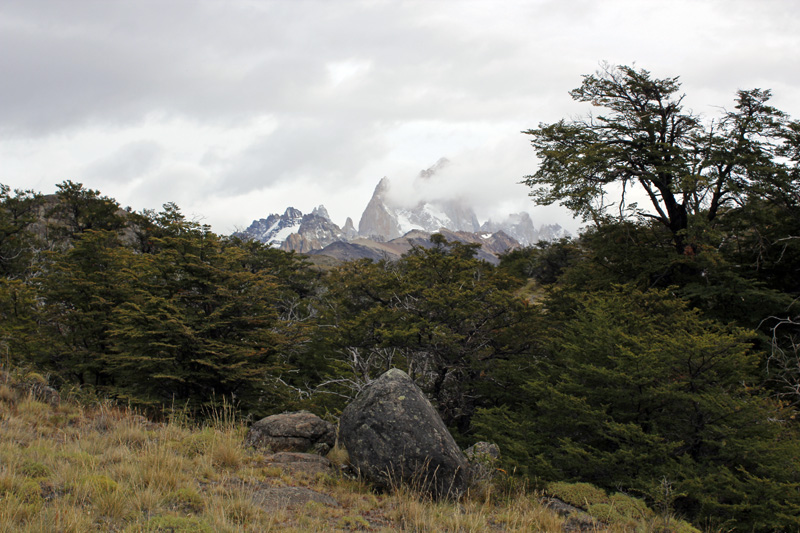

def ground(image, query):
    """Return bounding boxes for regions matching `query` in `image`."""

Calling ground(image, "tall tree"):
[0,185,43,279]
[523,64,796,254]
[48,180,125,241]
[39,229,135,387]
[107,206,295,414]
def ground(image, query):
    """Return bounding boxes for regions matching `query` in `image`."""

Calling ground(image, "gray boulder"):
[464,441,501,483]
[339,368,470,500]
[244,411,335,454]
[251,486,339,511]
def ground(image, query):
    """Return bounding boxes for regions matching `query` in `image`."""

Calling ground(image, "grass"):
[0,370,702,532]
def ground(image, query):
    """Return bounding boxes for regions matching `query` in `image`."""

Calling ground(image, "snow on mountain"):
[238,207,304,247]
[239,159,570,259]
[236,204,346,252]
[358,163,481,241]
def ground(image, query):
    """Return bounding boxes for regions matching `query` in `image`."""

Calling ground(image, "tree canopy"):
[523,64,799,254]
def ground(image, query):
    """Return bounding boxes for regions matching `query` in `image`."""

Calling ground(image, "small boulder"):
[251,485,339,511]
[464,441,501,483]
[339,368,470,500]
[244,411,335,454]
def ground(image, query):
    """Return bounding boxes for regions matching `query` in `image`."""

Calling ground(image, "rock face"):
[237,207,304,247]
[342,217,359,240]
[339,368,470,500]
[358,177,402,240]
[236,205,346,252]
[356,169,482,242]
[244,411,336,454]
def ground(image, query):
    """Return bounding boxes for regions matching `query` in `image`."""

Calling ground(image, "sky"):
[2,0,799,235]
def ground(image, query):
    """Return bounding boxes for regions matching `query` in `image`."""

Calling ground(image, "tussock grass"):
[0,371,704,532]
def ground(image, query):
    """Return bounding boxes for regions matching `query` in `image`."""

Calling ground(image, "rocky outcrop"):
[541,498,599,532]
[339,368,470,500]
[237,205,350,252]
[481,213,568,246]
[307,241,389,262]
[244,411,336,454]
[237,207,303,246]
[280,211,345,252]
[357,177,402,240]
[357,168,481,241]
[481,212,538,246]
[342,217,359,240]
[311,205,331,220]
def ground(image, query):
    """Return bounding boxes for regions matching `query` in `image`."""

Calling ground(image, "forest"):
[2,66,799,531]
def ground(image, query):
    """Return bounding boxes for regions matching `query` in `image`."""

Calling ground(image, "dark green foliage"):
[523,64,796,255]
[559,219,793,329]
[498,238,582,284]
[0,278,42,367]
[106,206,302,414]
[0,185,43,279]
[475,286,800,531]
[39,229,135,386]
[1,190,312,416]
[48,180,125,239]
[312,235,537,435]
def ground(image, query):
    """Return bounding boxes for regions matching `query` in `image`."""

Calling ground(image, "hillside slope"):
[0,371,697,532]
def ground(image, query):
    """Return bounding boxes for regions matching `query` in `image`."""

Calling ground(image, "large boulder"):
[244,411,335,454]
[339,368,470,500]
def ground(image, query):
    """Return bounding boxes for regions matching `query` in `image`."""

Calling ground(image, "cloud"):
[0,0,798,237]
[85,140,164,183]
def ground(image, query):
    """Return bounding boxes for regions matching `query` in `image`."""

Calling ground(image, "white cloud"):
[0,0,798,236]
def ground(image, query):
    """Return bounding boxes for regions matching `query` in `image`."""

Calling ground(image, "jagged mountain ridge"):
[237,160,569,262]
[307,228,518,265]
[240,207,304,247]
[358,161,481,240]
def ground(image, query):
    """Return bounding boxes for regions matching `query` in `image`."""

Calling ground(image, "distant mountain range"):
[237,160,567,264]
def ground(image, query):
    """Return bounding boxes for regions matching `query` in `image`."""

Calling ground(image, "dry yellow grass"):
[0,371,701,532]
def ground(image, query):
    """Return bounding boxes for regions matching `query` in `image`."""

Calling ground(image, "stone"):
[261,452,333,476]
[339,368,470,500]
[464,441,501,483]
[244,411,335,454]
[251,485,339,511]
[542,497,599,532]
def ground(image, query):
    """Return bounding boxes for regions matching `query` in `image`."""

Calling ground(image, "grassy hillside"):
[0,369,703,532]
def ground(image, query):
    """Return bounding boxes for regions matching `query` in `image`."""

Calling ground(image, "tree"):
[39,229,136,387]
[0,185,43,279]
[107,206,295,415]
[474,285,800,531]
[48,180,125,241]
[311,236,537,436]
[523,64,797,254]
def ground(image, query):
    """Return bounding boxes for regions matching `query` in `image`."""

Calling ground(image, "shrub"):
[547,481,608,509]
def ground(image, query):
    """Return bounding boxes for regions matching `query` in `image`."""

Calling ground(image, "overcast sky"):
[2,0,799,235]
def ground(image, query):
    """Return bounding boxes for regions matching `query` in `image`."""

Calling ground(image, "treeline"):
[2,179,799,530]
[2,66,800,531]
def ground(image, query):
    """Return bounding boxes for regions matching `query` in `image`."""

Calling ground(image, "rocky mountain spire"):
[358,177,402,241]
